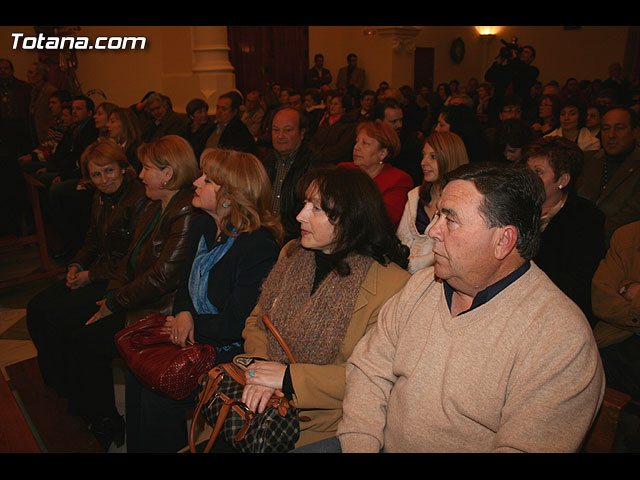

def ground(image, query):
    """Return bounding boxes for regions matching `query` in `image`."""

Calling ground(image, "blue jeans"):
[290,436,342,453]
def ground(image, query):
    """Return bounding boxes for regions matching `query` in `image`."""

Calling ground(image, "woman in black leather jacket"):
[27,139,147,398]
[63,135,201,451]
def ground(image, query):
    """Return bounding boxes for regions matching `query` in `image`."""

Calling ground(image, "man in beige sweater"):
[331,163,605,453]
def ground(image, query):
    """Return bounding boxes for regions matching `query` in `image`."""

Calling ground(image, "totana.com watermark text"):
[11,33,146,50]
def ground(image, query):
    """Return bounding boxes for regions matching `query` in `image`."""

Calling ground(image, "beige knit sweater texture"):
[337,263,605,453]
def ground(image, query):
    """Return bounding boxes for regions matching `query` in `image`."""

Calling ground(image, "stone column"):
[190,26,236,103]
[160,26,236,112]
[376,26,422,88]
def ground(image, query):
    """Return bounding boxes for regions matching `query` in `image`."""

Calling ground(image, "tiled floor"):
[0,241,211,453]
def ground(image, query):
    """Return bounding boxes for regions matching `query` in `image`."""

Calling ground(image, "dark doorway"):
[414,47,435,91]
[227,26,309,96]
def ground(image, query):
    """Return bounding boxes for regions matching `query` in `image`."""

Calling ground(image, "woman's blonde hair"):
[200,148,284,245]
[419,131,469,202]
[137,135,199,190]
[80,139,131,180]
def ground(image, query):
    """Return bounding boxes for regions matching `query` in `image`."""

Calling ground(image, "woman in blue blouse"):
[125,148,283,452]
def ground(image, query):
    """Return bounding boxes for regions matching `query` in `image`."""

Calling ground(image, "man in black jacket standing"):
[485,43,539,125]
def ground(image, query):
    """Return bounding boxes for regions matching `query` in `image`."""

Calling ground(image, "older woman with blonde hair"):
[339,120,413,229]
[396,131,469,273]
[124,148,283,453]
[64,134,201,451]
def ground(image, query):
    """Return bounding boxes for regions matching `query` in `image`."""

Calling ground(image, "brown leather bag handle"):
[262,314,296,364]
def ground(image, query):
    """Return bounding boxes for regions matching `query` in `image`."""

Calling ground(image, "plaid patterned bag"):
[189,315,301,453]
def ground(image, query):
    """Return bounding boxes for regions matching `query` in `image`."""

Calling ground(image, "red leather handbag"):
[115,313,217,400]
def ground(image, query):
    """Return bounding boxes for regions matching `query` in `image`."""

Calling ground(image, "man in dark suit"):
[33,95,99,257]
[336,53,365,102]
[204,91,256,155]
[578,106,640,245]
[260,107,323,242]
[373,98,423,187]
[31,95,99,185]
[142,93,189,142]
[305,54,332,90]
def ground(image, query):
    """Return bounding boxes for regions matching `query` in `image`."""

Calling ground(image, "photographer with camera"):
[485,38,539,126]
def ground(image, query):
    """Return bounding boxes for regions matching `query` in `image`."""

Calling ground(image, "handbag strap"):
[262,314,296,364]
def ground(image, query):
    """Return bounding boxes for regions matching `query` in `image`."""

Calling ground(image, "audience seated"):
[396,131,469,273]
[26,140,147,397]
[182,98,215,161]
[525,136,606,326]
[106,107,145,174]
[544,97,600,151]
[239,90,265,139]
[141,93,188,142]
[309,92,357,165]
[586,104,603,142]
[338,120,413,229]
[260,107,325,243]
[305,163,604,453]
[303,88,325,136]
[124,148,282,453]
[26,95,98,187]
[129,91,156,137]
[435,104,490,164]
[577,106,640,244]
[372,98,423,186]
[93,102,118,139]
[530,93,561,138]
[484,95,528,159]
[602,62,632,105]
[492,118,533,163]
[63,135,200,451]
[11,43,640,453]
[592,220,640,399]
[354,89,376,123]
[398,85,427,134]
[35,95,99,257]
[235,166,410,449]
[204,91,256,154]
[18,90,73,167]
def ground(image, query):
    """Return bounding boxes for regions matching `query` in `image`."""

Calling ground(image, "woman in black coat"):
[26,139,147,397]
[525,136,606,326]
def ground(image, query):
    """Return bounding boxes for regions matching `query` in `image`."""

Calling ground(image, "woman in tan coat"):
[235,166,411,449]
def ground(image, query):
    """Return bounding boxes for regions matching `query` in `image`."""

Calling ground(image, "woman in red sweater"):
[339,120,412,229]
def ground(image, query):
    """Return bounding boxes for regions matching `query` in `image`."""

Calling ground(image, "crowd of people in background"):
[1,44,640,453]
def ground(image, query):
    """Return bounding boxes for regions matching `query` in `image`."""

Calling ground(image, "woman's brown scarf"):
[256,241,373,365]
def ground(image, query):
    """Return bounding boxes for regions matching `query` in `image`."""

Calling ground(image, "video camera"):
[497,37,523,61]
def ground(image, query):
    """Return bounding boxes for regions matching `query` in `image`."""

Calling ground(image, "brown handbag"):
[189,315,303,453]
[114,313,217,401]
